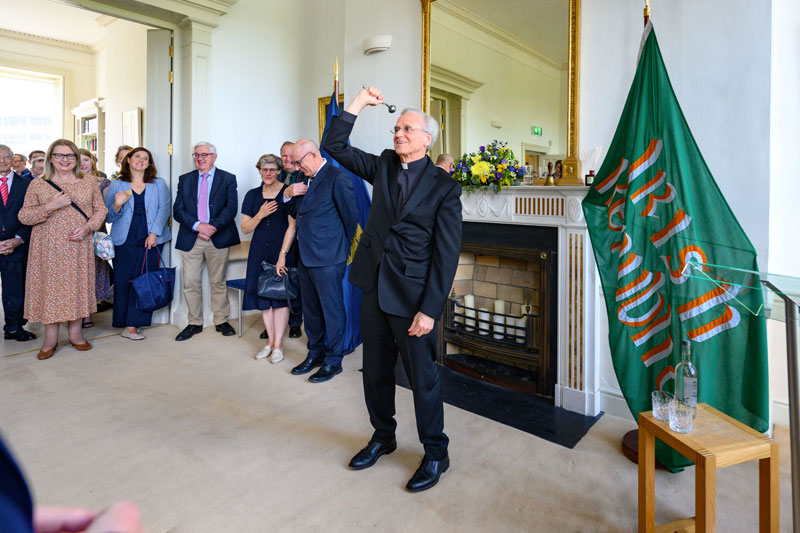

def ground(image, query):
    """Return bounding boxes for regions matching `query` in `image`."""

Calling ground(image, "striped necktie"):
[0,177,8,206]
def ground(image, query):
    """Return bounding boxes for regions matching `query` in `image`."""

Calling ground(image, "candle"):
[493,300,505,339]
[463,294,475,331]
[478,307,490,335]
[515,317,526,344]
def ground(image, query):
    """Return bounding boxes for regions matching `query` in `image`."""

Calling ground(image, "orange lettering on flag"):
[628,139,663,184]
[660,245,708,285]
[650,209,692,248]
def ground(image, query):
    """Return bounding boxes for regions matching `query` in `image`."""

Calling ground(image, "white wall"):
[580,0,784,422]
[0,34,95,142]
[342,0,421,156]
[431,8,565,160]
[96,19,149,174]
[208,0,346,217]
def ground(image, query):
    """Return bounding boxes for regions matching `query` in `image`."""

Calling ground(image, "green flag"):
[582,23,769,471]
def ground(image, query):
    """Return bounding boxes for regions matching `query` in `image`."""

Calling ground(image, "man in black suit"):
[173,142,240,341]
[283,139,358,383]
[0,145,35,342]
[322,87,462,492]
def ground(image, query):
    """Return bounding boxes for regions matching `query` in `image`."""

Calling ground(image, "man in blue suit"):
[283,139,358,382]
[0,145,35,342]
[173,142,240,341]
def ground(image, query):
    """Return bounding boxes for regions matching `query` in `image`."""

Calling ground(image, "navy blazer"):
[173,167,240,251]
[285,162,358,268]
[105,178,172,246]
[0,172,32,262]
[323,115,462,319]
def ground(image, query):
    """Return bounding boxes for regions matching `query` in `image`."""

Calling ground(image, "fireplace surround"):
[449,186,599,416]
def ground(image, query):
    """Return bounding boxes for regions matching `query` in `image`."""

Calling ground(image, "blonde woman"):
[19,139,107,360]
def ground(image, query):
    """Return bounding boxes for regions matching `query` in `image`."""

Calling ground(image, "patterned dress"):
[19,177,107,323]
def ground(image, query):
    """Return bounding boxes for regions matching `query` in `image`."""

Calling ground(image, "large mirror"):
[421,0,581,185]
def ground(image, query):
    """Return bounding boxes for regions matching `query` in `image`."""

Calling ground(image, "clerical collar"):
[401,156,427,173]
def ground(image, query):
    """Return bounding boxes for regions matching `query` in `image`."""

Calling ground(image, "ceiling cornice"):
[435,0,564,71]
[0,27,92,54]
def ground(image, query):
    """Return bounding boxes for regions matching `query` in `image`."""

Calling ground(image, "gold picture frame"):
[318,94,344,142]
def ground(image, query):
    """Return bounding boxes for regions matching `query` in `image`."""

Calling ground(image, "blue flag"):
[319,91,372,354]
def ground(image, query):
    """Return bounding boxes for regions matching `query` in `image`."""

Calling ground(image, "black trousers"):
[0,259,26,333]
[288,288,303,328]
[360,288,448,460]
[298,260,346,366]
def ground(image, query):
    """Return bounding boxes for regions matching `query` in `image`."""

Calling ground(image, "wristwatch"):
[280,250,288,256]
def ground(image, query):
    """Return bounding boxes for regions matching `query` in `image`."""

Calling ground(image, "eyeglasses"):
[0,154,11,161]
[390,125,427,135]
[52,153,77,160]
[293,152,312,167]
[260,167,279,173]
[192,152,214,159]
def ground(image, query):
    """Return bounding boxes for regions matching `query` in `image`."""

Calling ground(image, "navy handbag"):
[131,248,176,312]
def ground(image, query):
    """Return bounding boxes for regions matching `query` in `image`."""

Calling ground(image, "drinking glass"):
[668,398,694,433]
[651,390,671,422]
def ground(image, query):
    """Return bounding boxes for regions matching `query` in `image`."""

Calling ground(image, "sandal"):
[82,319,94,329]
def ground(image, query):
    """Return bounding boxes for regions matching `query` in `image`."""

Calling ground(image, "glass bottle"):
[675,339,698,418]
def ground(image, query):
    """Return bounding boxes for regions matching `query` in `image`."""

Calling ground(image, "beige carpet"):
[0,315,793,532]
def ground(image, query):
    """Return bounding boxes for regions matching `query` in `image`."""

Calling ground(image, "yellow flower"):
[471,161,492,179]
[471,155,482,165]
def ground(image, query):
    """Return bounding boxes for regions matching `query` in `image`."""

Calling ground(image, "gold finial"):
[644,0,651,18]
[334,57,340,82]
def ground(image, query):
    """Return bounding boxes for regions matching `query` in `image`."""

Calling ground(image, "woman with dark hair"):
[554,159,563,180]
[240,153,297,362]
[105,147,171,340]
[19,139,108,360]
[110,145,133,181]
[78,148,112,328]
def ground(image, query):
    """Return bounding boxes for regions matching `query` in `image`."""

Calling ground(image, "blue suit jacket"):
[286,162,358,267]
[173,168,240,251]
[105,178,172,245]
[0,172,32,263]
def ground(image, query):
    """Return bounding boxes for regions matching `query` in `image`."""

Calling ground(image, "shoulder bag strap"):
[44,179,89,220]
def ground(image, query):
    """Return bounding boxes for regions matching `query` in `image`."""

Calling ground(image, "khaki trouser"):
[180,238,230,326]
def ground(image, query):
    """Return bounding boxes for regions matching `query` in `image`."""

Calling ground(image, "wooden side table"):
[638,403,779,532]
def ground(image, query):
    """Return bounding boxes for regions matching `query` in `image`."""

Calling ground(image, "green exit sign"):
[532,126,543,136]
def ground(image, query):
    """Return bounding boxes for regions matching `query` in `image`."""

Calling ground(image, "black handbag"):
[257,261,299,300]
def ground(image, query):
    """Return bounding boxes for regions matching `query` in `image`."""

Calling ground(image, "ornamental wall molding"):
[435,0,565,71]
[0,28,92,54]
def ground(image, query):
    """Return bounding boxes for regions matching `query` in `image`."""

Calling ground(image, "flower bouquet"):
[452,140,526,193]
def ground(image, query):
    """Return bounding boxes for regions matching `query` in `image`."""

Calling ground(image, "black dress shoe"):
[348,440,397,470]
[4,329,36,341]
[291,357,323,375]
[405,457,450,493]
[308,364,342,383]
[215,322,236,336]
[288,326,302,338]
[175,325,203,341]
[260,329,268,339]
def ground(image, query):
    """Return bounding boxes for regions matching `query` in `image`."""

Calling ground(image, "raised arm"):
[322,87,388,183]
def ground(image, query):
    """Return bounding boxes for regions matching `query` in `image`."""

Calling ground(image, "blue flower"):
[479,146,485,152]
[501,158,508,165]
[517,167,525,175]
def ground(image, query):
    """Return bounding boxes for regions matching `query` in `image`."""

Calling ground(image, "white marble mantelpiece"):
[461,186,600,417]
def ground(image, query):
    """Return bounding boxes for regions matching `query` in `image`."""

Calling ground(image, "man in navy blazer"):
[173,142,240,341]
[283,138,358,383]
[0,145,35,341]
[322,88,462,492]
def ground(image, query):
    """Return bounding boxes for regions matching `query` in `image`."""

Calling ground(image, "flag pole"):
[643,0,650,26]
[334,57,340,104]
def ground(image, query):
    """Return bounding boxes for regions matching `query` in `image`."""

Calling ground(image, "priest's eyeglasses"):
[390,125,425,135]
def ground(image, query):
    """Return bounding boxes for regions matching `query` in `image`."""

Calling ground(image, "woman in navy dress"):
[105,147,171,340]
[241,154,297,363]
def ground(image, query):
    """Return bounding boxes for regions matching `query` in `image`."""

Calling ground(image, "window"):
[0,67,63,156]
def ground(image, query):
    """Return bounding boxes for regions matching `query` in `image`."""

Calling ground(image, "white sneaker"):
[270,349,284,364]
[255,346,272,360]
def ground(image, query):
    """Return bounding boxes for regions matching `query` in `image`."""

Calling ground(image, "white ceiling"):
[0,0,109,46]
[447,0,569,64]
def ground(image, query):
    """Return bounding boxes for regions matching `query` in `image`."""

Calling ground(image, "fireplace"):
[439,223,558,399]
[445,187,599,417]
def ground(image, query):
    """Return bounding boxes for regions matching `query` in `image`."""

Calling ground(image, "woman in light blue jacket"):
[105,147,171,340]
